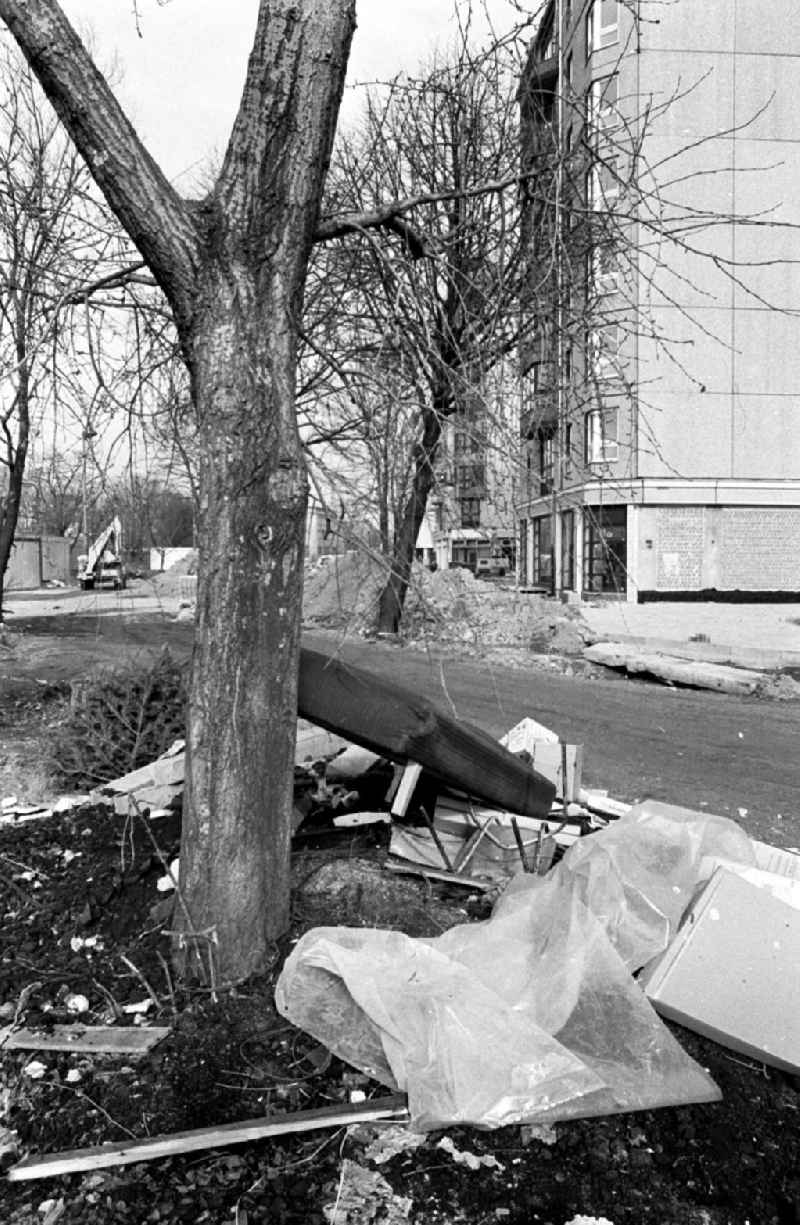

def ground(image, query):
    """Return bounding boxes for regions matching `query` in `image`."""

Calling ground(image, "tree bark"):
[0,0,356,982]
[376,400,443,634]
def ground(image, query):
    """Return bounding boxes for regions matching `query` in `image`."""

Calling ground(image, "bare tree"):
[307,38,531,633]
[0,0,357,983]
[0,41,120,612]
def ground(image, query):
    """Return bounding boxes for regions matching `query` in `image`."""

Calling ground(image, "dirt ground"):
[1,581,799,1223]
[0,800,798,1225]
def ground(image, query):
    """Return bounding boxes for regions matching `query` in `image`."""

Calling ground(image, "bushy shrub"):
[49,649,187,789]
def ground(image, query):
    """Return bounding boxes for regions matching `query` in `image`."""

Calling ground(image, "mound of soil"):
[302,554,588,656]
[1,803,798,1225]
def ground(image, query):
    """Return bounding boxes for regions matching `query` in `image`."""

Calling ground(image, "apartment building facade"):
[518,0,800,600]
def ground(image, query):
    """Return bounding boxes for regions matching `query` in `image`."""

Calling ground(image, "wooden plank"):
[0,1025,170,1055]
[298,648,555,817]
[385,859,494,891]
[6,1095,409,1181]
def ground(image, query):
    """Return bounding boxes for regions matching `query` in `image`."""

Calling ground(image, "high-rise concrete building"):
[517,0,800,600]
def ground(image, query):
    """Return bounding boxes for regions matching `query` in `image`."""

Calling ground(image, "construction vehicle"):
[77,516,127,590]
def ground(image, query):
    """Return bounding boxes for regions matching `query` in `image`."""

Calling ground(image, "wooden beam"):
[298,649,555,817]
[6,1095,409,1182]
[0,1025,170,1055]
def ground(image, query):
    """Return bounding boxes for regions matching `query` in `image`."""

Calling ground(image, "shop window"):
[532,516,553,587]
[583,505,627,594]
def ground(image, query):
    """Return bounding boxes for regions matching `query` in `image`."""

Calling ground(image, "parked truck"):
[77,517,126,590]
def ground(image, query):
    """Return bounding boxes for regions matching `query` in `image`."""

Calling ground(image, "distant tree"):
[0,42,118,613]
[306,37,529,633]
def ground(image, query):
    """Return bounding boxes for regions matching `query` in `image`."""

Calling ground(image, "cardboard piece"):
[641,867,800,1074]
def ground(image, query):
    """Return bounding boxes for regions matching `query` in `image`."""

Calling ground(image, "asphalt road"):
[305,632,800,849]
[4,598,798,850]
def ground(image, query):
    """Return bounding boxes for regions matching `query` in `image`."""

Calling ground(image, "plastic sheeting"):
[276,801,756,1130]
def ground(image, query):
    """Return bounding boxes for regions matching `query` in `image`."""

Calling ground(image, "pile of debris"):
[302,553,588,653]
[2,648,797,1184]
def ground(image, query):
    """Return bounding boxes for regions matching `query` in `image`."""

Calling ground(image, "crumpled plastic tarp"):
[276,801,756,1130]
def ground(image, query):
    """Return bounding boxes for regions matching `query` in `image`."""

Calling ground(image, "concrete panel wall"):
[40,536,70,584]
[6,538,41,590]
[637,393,733,479]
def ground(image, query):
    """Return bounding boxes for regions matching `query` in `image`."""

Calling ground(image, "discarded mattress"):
[276,801,756,1130]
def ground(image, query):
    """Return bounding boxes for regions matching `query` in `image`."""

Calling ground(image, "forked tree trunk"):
[0,0,356,983]
[377,402,442,634]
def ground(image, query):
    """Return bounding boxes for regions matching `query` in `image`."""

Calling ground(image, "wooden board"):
[298,648,555,817]
[0,1024,170,1055]
[6,1094,409,1181]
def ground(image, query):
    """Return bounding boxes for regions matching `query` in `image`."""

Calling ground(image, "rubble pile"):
[302,553,587,654]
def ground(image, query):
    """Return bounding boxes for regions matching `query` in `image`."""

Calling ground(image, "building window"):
[590,243,620,295]
[587,157,620,210]
[455,462,485,492]
[532,515,553,587]
[584,404,619,464]
[519,518,528,582]
[566,52,574,91]
[564,421,573,471]
[538,427,556,495]
[583,505,626,593]
[460,497,481,529]
[586,0,619,58]
[453,430,468,454]
[589,74,618,148]
[589,323,621,380]
[561,509,575,589]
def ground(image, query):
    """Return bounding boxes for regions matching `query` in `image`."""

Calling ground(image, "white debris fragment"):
[1,795,18,809]
[156,857,180,892]
[65,1068,83,1084]
[69,936,104,954]
[23,1060,47,1080]
[122,999,154,1015]
[437,1135,504,1171]
[563,1217,615,1225]
[64,993,90,1015]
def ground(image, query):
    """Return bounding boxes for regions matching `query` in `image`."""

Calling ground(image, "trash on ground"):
[437,1135,505,1170]
[0,1024,170,1055]
[323,1158,412,1224]
[5,1094,408,1181]
[276,802,761,1130]
[350,1123,427,1164]
[640,866,800,1074]
[297,648,556,817]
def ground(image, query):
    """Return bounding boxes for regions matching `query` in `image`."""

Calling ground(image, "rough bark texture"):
[0,0,356,981]
[377,402,443,634]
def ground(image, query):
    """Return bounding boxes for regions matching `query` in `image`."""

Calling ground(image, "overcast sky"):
[58,0,530,187]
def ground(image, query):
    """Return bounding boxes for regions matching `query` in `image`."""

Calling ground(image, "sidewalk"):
[578,600,800,672]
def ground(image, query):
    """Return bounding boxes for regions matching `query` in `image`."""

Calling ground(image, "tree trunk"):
[174,264,308,982]
[0,360,30,622]
[376,402,442,634]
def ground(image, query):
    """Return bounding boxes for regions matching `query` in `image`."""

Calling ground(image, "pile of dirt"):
[302,553,589,656]
[148,551,198,600]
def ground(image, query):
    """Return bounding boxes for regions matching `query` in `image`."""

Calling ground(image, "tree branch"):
[0,0,201,337]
